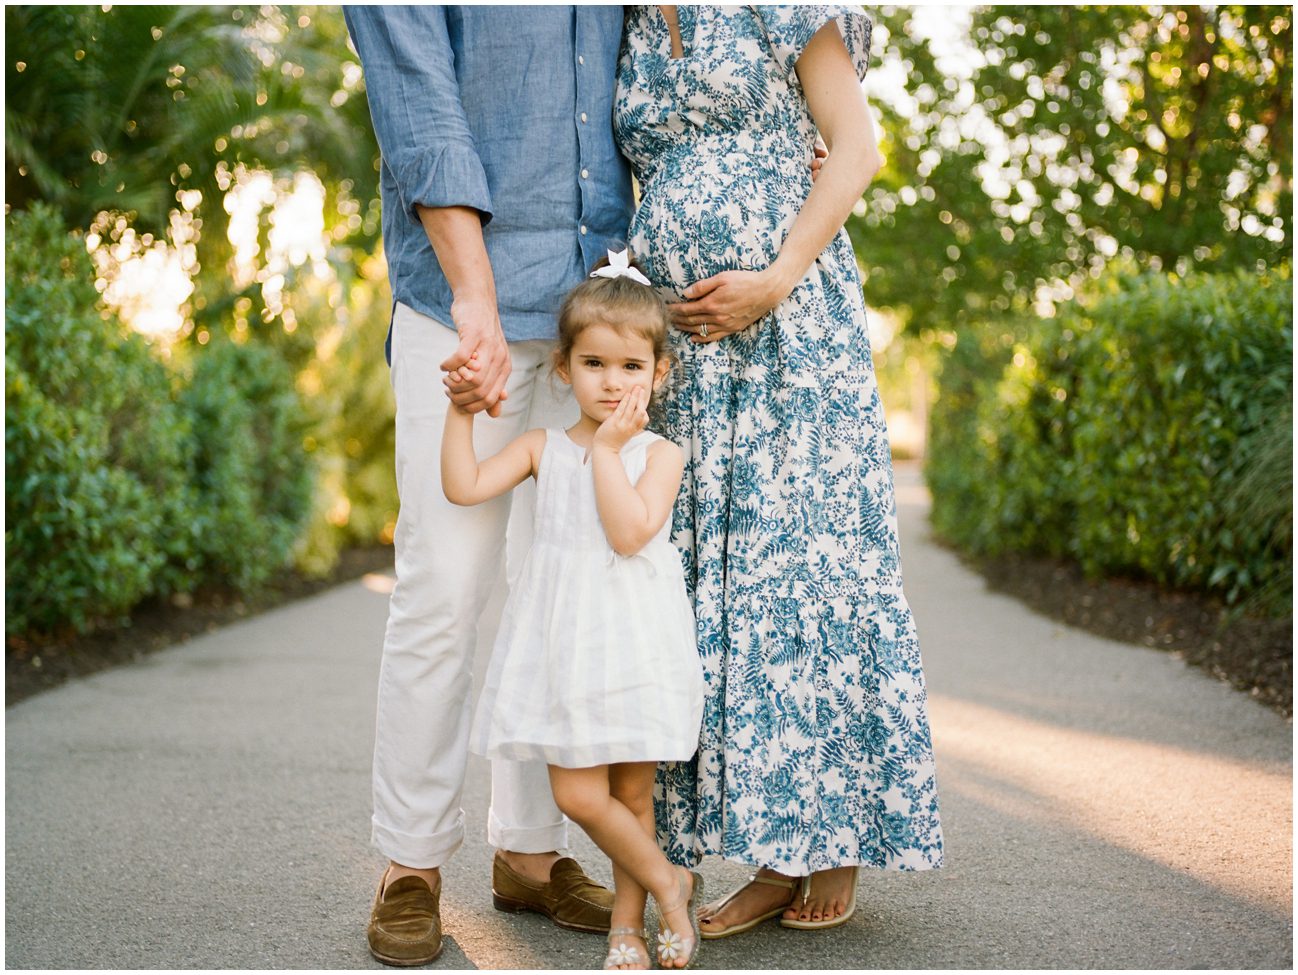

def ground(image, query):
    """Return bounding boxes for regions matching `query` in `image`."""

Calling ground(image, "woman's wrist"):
[763,261,800,305]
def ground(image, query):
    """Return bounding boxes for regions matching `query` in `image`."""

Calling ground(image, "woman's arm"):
[590,389,685,556]
[441,408,543,505]
[670,23,882,341]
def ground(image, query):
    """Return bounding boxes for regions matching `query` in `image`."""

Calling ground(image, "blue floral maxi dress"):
[614,5,943,874]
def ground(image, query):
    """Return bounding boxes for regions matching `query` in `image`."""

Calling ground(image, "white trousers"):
[372,302,577,869]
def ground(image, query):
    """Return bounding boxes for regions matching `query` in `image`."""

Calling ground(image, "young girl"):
[442,250,705,970]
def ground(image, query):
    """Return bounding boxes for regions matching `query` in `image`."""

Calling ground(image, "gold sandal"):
[602,926,648,970]
[654,867,704,968]
[698,872,798,939]
[780,866,860,930]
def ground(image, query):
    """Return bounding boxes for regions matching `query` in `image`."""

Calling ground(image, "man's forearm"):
[420,203,511,415]
[417,204,497,305]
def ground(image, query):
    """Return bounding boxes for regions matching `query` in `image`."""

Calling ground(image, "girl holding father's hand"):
[443,254,707,970]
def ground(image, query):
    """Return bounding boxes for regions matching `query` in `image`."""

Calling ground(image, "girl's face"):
[558,323,669,426]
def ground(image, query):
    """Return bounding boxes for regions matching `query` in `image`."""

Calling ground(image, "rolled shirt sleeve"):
[343,6,494,226]
[340,6,633,344]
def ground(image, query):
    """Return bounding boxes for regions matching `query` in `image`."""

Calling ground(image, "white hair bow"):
[589,248,652,287]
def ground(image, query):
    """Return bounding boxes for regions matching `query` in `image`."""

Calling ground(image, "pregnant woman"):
[614,5,943,936]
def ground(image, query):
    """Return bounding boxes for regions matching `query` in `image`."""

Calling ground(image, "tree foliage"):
[855,5,1292,331]
[5,4,378,327]
[5,204,195,635]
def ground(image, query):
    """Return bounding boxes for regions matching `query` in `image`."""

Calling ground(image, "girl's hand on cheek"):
[593,386,649,452]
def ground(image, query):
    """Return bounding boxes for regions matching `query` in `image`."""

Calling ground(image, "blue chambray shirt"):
[343,6,635,346]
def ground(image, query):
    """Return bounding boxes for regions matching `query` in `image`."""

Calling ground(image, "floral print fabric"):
[614,5,943,873]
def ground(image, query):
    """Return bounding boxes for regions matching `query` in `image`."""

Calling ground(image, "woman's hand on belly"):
[668,265,798,343]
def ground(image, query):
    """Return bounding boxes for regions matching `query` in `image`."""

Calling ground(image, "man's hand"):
[440,293,511,417]
[415,204,509,416]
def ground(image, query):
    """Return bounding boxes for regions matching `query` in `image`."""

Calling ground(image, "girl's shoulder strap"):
[544,427,575,447]
[622,430,673,475]
[543,427,587,462]
[618,429,662,460]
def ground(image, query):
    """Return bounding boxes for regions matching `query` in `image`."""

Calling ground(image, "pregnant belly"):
[629,165,809,295]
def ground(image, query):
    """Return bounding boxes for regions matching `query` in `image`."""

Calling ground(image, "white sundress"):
[470,429,705,769]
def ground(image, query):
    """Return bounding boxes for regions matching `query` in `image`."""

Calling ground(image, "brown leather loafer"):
[367,870,443,967]
[492,853,614,933]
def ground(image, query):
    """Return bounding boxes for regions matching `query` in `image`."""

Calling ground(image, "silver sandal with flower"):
[603,926,649,970]
[654,868,704,969]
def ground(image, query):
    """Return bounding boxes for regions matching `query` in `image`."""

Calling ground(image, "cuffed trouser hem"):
[372,814,464,870]
[487,807,569,854]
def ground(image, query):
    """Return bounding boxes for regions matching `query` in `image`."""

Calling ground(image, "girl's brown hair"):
[554,252,673,374]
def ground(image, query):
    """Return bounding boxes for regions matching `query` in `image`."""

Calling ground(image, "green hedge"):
[5,204,315,637]
[178,337,314,591]
[6,205,195,634]
[927,268,1293,614]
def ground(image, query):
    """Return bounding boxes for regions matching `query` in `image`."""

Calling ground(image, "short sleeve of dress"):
[755,5,873,84]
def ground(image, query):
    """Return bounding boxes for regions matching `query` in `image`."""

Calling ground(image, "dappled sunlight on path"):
[930,693,1292,915]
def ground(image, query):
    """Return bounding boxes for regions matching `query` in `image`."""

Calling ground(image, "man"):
[343,7,634,965]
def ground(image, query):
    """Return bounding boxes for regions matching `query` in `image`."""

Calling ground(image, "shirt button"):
[580,112,588,123]
[580,225,588,235]
[578,55,585,65]
[581,168,589,179]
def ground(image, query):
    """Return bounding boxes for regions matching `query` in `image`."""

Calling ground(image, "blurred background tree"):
[856,5,1291,333]
[859,5,1293,617]
[5,4,379,333]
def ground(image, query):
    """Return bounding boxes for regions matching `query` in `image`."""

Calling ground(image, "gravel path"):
[6,464,1291,969]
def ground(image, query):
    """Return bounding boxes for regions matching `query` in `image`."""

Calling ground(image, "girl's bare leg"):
[548,764,695,969]
[595,763,653,969]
